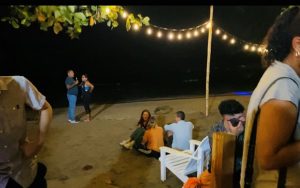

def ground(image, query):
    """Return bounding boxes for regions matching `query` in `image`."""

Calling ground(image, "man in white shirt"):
[164,111,194,150]
[0,76,52,188]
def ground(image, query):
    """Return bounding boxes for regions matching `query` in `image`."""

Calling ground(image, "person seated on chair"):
[164,111,194,150]
[207,99,245,187]
[138,116,164,159]
[120,109,151,149]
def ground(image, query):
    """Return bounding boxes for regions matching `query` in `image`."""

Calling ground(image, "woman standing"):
[241,7,300,187]
[80,74,94,122]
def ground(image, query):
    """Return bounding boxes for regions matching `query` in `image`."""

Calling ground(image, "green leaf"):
[54,10,61,19]
[53,22,63,34]
[74,24,82,33]
[11,20,19,29]
[138,14,143,20]
[46,17,55,27]
[107,20,111,27]
[67,6,76,13]
[142,17,150,25]
[40,22,48,31]
[21,18,26,25]
[112,21,118,27]
[82,20,88,26]
[91,6,97,11]
[74,12,86,21]
[126,18,131,31]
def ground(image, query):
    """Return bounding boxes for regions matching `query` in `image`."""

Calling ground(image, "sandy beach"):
[26,95,250,188]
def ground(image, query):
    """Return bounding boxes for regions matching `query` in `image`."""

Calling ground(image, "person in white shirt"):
[0,76,52,188]
[164,111,194,150]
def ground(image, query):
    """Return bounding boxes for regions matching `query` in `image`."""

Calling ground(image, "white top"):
[0,76,46,188]
[164,120,194,150]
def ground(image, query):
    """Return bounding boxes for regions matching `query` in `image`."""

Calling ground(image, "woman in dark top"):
[80,74,94,122]
[120,109,151,149]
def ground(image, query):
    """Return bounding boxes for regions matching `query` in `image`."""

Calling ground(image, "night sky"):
[0,6,284,107]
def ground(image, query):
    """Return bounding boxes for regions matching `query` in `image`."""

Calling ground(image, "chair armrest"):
[160,146,197,159]
[190,139,201,146]
[189,139,201,153]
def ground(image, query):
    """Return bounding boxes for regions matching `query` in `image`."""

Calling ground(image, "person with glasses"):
[207,99,245,187]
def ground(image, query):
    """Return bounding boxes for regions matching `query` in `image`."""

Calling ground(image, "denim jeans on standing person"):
[67,94,77,121]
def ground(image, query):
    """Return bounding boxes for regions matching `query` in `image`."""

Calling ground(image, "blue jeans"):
[67,94,77,121]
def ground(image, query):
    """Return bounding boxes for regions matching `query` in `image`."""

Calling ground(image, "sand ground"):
[26,95,250,188]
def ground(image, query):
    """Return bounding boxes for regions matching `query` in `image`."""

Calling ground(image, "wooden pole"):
[205,5,214,117]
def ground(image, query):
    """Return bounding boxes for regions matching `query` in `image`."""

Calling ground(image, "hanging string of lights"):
[119,9,266,54]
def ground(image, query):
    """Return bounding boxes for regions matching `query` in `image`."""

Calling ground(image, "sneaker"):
[123,141,135,150]
[120,139,131,146]
[138,148,152,154]
[69,120,79,124]
[68,119,72,122]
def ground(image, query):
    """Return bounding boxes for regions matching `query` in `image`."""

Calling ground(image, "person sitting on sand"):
[138,116,164,159]
[164,111,194,150]
[120,109,151,149]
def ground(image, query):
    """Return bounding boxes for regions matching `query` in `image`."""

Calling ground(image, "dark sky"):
[0,6,284,106]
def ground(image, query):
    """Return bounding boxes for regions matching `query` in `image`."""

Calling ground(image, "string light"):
[257,47,262,52]
[193,30,199,37]
[105,8,111,14]
[122,11,128,19]
[230,38,236,44]
[133,24,139,31]
[177,33,182,40]
[146,28,152,35]
[206,22,212,29]
[121,9,265,54]
[157,31,162,38]
[168,32,174,40]
[186,32,191,39]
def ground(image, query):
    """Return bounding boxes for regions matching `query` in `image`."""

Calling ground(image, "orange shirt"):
[142,126,164,152]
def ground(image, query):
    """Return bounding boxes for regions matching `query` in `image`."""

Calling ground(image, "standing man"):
[0,76,53,188]
[65,70,79,124]
[164,111,194,150]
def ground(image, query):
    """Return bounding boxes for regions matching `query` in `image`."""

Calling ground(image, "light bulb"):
[230,38,236,44]
[222,34,228,40]
[168,32,174,40]
[215,29,221,35]
[146,28,152,35]
[122,11,128,19]
[157,31,162,38]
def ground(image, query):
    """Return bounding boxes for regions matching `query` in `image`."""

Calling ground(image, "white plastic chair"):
[159,136,211,183]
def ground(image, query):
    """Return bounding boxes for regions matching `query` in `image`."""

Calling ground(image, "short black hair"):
[176,111,185,120]
[218,99,244,116]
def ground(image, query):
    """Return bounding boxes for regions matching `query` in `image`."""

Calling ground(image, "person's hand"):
[20,141,43,158]
[228,121,244,136]
[75,80,79,85]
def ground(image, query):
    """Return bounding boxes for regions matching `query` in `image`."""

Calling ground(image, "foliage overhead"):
[1,5,150,39]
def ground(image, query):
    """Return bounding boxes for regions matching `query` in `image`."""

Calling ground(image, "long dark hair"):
[262,6,300,67]
[137,109,151,129]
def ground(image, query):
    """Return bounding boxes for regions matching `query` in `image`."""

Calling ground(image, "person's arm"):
[164,123,174,132]
[66,80,78,89]
[21,101,53,157]
[87,81,94,93]
[256,99,300,170]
